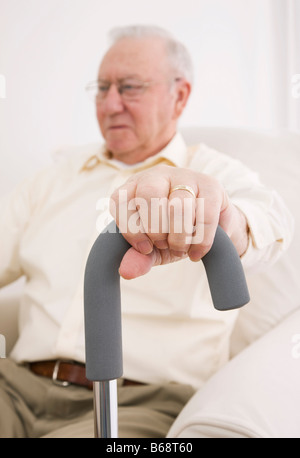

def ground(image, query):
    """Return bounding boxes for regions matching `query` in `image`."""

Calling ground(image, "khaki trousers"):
[0,358,194,438]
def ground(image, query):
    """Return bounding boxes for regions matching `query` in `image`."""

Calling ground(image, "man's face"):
[96,37,187,164]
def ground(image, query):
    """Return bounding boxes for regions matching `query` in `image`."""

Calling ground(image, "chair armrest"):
[167,307,300,438]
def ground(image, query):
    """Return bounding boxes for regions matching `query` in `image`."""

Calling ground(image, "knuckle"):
[136,182,158,198]
[153,163,170,174]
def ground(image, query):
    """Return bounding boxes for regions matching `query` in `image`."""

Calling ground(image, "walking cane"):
[84,220,250,438]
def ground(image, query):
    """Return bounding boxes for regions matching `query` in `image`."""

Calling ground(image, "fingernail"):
[136,240,153,254]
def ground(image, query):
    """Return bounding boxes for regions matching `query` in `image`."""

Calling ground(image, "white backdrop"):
[0,0,299,194]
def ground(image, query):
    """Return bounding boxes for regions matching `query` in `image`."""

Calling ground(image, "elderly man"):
[0,25,293,438]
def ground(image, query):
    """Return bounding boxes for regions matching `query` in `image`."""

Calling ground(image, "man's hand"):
[110,165,249,279]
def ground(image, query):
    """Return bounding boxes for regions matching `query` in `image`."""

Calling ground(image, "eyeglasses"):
[85,78,154,102]
[85,77,182,102]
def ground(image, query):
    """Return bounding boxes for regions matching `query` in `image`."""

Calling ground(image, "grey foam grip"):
[202,225,250,311]
[84,221,250,381]
[84,221,130,382]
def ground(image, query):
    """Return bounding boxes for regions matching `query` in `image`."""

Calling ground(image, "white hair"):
[108,25,194,84]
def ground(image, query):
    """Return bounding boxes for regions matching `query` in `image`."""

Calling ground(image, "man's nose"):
[102,84,124,114]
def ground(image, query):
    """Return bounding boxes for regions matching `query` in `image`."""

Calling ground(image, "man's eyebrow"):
[97,74,143,81]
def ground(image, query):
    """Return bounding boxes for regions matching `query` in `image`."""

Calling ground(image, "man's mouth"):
[108,125,129,130]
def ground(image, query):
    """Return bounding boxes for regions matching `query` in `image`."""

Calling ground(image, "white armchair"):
[167,126,300,438]
[0,126,299,437]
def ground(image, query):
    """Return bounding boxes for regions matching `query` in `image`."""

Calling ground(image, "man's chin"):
[105,132,135,153]
[106,143,138,163]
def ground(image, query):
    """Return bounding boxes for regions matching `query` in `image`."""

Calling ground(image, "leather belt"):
[28,360,145,390]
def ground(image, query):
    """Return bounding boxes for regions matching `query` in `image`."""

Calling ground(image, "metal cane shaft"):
[93,380,118,438]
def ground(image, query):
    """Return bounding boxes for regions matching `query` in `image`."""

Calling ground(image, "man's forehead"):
[98,37,169,78]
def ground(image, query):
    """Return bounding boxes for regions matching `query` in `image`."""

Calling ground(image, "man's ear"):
[173,79,192,119]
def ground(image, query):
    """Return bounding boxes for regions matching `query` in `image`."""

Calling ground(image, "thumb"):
[119,247,158,279]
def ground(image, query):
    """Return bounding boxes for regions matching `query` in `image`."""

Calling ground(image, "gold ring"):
[169,185,196,199]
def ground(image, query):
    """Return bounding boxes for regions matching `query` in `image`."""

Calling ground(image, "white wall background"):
[0,0,299,194]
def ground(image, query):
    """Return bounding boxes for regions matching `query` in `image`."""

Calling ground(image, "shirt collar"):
[78,132,188,173]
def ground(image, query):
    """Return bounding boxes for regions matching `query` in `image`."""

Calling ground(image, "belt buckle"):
[52,360,70,387]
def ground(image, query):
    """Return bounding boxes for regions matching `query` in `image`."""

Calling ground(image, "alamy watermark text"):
[96,192,205,244]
